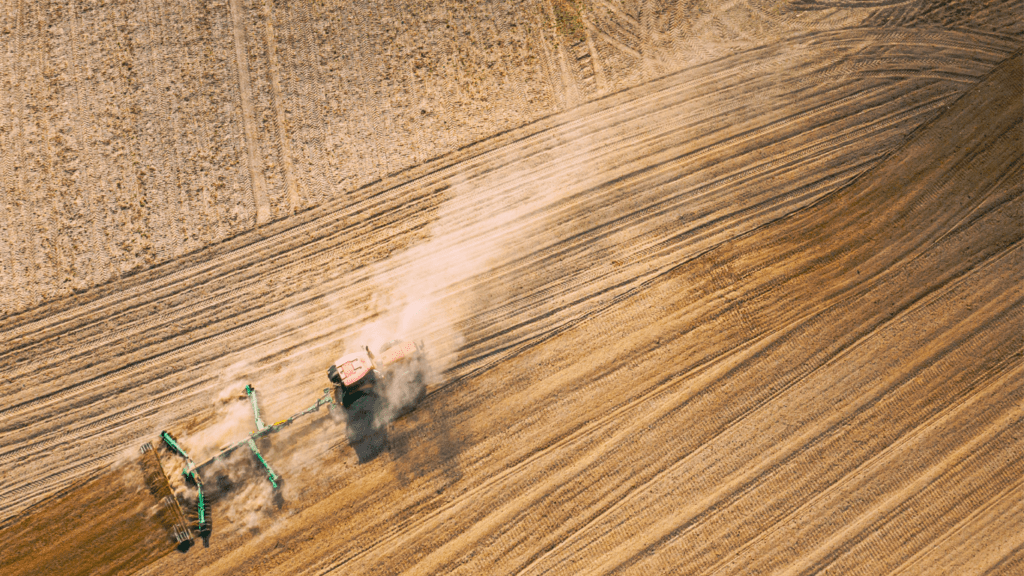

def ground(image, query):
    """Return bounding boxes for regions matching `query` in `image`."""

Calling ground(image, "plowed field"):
[0,1,1020,575]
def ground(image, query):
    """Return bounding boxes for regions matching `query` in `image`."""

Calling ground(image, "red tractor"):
[327,340,427,409]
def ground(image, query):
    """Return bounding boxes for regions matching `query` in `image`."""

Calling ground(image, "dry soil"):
[0,1,1020,575]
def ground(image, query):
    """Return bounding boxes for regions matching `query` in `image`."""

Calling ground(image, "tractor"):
[327,340,427,410]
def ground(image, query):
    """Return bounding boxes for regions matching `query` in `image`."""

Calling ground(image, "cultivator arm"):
[160,431,212,539]
[243,385,279,487]
[246,384,267,431]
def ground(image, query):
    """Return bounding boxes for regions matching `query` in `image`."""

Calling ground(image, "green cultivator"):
[154,384,337,542]
[144,339,427,547]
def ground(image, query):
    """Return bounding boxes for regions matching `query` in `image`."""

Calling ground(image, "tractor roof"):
[332,350,373,387]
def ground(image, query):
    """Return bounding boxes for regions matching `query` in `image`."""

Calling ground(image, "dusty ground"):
[0,1,1021,575]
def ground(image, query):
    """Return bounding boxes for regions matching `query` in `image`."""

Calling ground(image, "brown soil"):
[0,470,171,576]
[0,1,1020,575]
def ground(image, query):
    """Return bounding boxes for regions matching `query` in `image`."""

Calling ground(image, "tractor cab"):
[328,349,379,407]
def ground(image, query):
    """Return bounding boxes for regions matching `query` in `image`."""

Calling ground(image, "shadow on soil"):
[345,393,390,463]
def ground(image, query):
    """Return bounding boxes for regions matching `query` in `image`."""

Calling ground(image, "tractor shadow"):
[343,361,430,464]
[344,393,390,463]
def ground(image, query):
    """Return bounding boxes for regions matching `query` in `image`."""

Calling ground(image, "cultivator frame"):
[139,441,194,548]
[151,385,337,542]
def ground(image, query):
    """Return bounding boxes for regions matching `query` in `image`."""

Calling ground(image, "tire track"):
[628,279,1024,575]
[686,356,1023,576]
[64,0,115,286]
[0,73,923,384]
[0,26,999,334]
[30,0,67,291]
[151,0,201,254]
[259,0,298,213]
[283,0,330,207]
[542,0,585,108]
[112,0,160,269]
[0,19,1015,316]
[296,49,1024,573]
[786,418,1021,576]
[307,151,1020,575]
[0,32,1016,530]
[227,0,269,225]
[351,0,389,179]
[0,179,443,412]
[0,0,18,304]
[478,227,1023,576]
[11,0,41,308]
[827,469,1024,573]
[179,0,226,243]
[0,51,872,360]
[889,478,1024,576]
[0,97,958,389]
[137,0,184,259]
[307,0,370,195]
[353,273,1011,576]
[73,0,128,286]
[428,79,961,349]
[582,14,609,94]
[480,0,530,123]
[512,211,1024,565]
[523,0,565,111]
[984,543,1024,576]
[44,2,91,290]
[180,0,223,243]
[0,89,905,424]
[0,87,966,379]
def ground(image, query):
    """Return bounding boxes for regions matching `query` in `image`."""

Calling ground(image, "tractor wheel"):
[333,384,346,406]
[343,389,368,409]
[327,365,342,385]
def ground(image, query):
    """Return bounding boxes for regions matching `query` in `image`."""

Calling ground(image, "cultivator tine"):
[170,519,191,545]
[156,431,212,539]
[139,442,194,549]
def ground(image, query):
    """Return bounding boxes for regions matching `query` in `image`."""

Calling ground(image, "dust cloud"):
[181,362,260,462]
[357,125,599,373]
[147,135,593,538]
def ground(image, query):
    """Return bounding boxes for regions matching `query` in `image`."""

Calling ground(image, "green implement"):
[159,430,211,538]
[139,442,193,549]
[242,385,278,486]
[245,384,267,432]
[156,386,338,540]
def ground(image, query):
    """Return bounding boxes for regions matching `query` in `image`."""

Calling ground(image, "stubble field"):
[0,1,1021,575]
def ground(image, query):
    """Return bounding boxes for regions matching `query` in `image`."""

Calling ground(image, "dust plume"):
[145,135,593,538]
[180,361,260,463]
